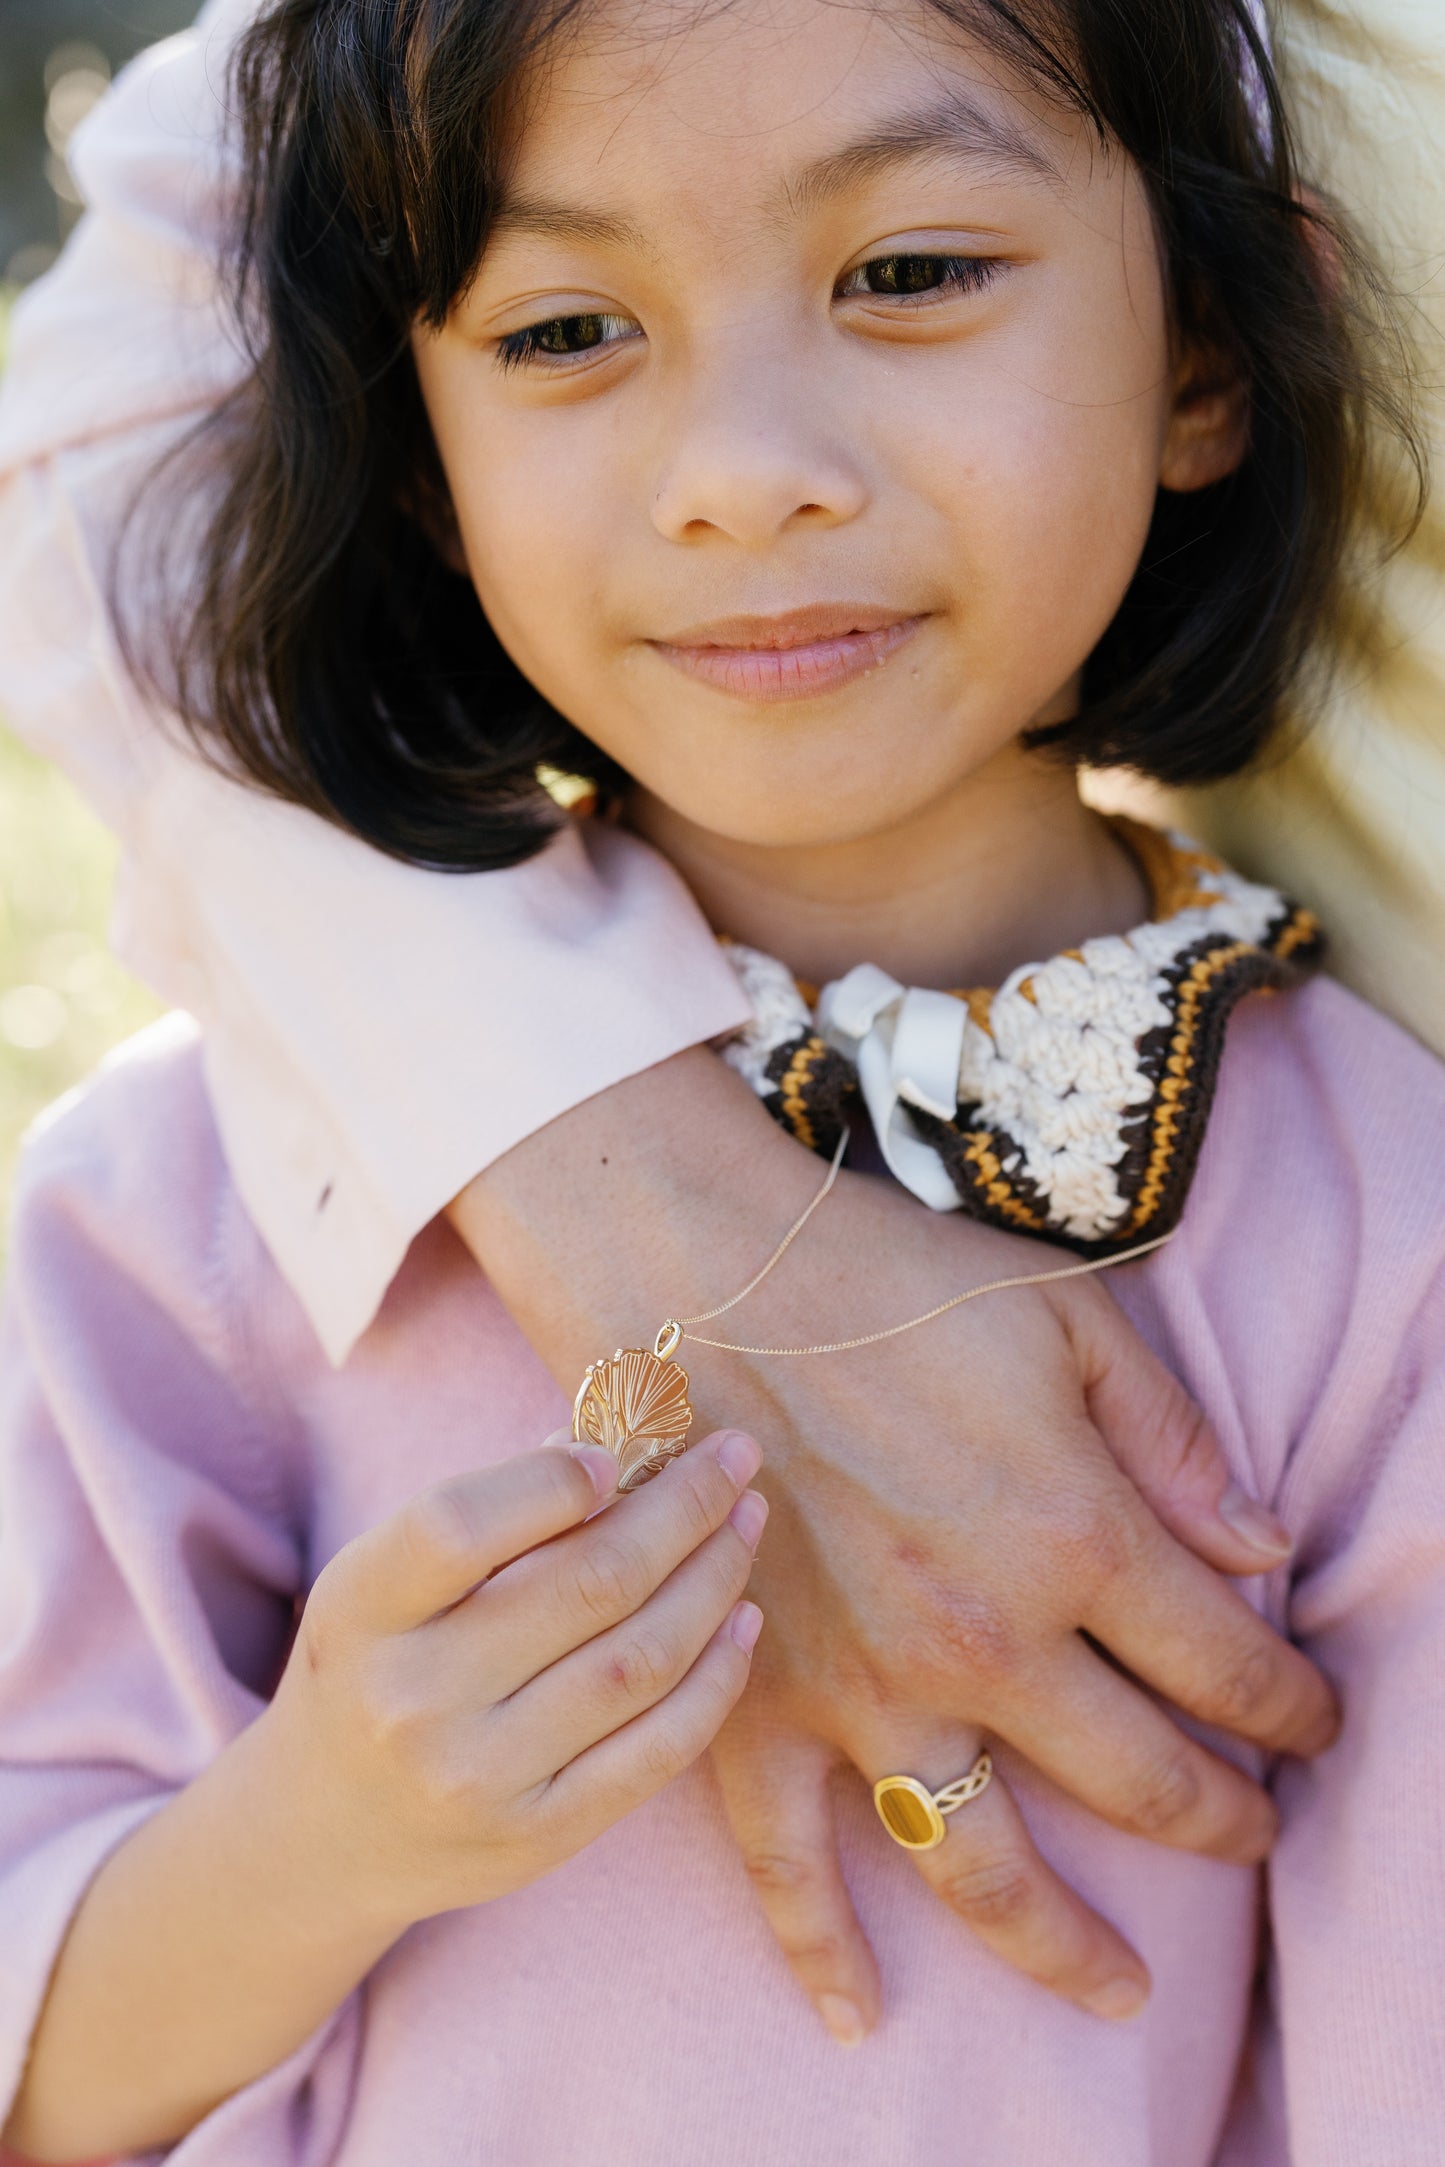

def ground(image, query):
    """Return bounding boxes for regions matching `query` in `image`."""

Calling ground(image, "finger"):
[1078,1498,1338,1758]
[496,1510,763,1774]
[535,1604,763,1845]
[338,1443,620,1632]
[858,1727,1149,2019]
[1060,1283,1294,1574]
[475,1429,763,1684]
[712,1718,881,2047]
[1003,1642,1281,1862]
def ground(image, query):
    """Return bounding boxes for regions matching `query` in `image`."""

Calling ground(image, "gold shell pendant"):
[572,1345,694,1491]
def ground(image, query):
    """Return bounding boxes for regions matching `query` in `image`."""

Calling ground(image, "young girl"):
[1,0,1441,2162]
[0,8,1353,2036]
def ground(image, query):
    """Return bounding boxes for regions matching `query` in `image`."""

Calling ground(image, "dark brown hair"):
[122,0,1424,870]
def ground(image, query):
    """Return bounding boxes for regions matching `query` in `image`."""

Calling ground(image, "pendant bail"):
[654,1319,684,1362]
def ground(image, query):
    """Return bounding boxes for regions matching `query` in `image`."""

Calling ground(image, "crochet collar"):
[718,819,1322,1254]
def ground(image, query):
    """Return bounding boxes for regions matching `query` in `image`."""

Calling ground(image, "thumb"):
[1058,1284,1292,1575]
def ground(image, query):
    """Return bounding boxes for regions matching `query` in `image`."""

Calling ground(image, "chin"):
[655,786,947,852]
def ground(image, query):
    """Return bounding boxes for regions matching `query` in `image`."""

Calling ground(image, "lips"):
[649,607,925,702]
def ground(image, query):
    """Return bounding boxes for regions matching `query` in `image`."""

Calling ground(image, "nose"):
[649,340,868,548]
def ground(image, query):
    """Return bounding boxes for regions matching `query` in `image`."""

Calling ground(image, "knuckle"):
[904,1589,1015,1690]
[831,1643,904,1721]
[782,1934,851,1976]
[537,1446,593,1521]
[297,1564,343,1672]
[1160,1397,1222,1490]
[402,1481,482,1579]
[296,1608,329,1681]
[743,1849,821,1900]
[1127,1750,1203,1836]
[410,1748,471,1820]
[937,1853,1037,1932]
[709,1529,754,1603]
[696,1659,747,1736]
[1208,1638,1281,1730]
[1043,1491,1135,1593]
[1056,1273,1109,1327]
[359,1671,435,1770]
[364,1696,485,1821]
[1290,1677,1340,1754]
[570,1536,651,1624]
[607,1626,678,1702]
[640,1722,694,1787]
[674,1460,727,1543]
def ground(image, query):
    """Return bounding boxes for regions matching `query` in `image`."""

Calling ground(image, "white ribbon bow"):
[815,963,967,1212]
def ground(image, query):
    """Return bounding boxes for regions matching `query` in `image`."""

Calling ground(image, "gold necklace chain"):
[670,1126,854,1331]
[575,1126,1175,1489]
[657,1127,1174,1360]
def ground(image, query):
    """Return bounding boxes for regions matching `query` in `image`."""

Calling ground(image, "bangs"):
[258,0,1277,326]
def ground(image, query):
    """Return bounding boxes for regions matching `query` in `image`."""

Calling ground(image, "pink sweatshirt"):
[2,978,1444,2166]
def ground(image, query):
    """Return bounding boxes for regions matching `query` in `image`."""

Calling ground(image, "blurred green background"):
[0,720,162,1230]
[0,9,193,1233]
[2,4,195,284]
[0,289,163,1242]
[1,11,195,1234]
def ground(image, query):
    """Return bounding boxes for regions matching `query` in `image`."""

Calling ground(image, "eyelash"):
[835,252,1002,303]
[493,252,1002,373]
[495,311,639,373]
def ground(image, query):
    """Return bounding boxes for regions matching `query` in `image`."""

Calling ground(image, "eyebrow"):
[487,196,652,251]
[786,92,1061,213]
[484,91,1059,256]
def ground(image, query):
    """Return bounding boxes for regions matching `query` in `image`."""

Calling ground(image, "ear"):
[1157,335,1250,494]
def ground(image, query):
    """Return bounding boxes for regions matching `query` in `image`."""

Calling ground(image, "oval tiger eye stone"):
[872,1775,946,1850]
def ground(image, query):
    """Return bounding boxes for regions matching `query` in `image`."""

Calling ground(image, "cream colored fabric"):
[1172,0,1445,1057]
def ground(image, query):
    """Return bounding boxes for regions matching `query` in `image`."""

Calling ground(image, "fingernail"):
[728,1490,769,1551]
[1218,1482,1293,1559]
[818,1995,866,2048]
[572,1445,619,1500]
[715,1431,763,1487]
[1084,1976,1148,2022]
[730,1600,764,1653]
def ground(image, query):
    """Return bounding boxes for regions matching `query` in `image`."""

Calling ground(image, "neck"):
[628,744,1147,990]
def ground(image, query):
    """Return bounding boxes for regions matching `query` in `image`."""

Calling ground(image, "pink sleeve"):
[0,0,748,1370]
[0,1029,362,2159]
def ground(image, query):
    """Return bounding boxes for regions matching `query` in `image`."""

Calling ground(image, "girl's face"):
[414,0,1239,850]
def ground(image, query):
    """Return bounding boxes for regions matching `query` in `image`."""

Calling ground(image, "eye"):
[495,310,640,372]
[835,252,1002,304]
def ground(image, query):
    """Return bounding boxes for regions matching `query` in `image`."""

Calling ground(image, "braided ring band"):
[872,1754,994,1851]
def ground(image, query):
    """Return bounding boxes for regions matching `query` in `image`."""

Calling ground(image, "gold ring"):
[872,1754,994,1850]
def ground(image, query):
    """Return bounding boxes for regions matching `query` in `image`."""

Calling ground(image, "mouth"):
[648,607,926,702]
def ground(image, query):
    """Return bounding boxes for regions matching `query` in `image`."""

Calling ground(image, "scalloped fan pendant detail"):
[572,1347,695,1491]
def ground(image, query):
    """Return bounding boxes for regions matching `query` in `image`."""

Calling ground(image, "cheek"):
[965,386,1161,644]
[414,344,618,703]
[452,435,609,686]
[908,269,1171,683]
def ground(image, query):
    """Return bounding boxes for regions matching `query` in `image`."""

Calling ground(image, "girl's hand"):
[455,1049,1338,2030]
[262,1429,766,1931]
